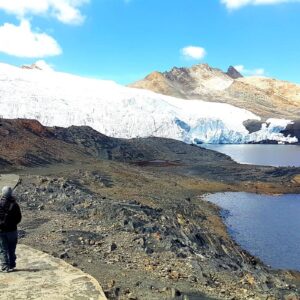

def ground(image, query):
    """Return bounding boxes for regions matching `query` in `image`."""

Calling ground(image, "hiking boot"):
[1,266,10,273]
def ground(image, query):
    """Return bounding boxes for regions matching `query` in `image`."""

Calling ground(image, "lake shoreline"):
[205,192,300,272]
[200,144,300,167]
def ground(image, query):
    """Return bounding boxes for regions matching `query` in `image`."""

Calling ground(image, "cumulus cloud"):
[0,0,89,25]
[181,46,207,60]
[0,20,62,58]
[34,60,55,71]
[234,65,265,76]
[222,0,300,10]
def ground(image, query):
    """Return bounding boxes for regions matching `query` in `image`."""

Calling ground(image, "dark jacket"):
[0,196,22,232]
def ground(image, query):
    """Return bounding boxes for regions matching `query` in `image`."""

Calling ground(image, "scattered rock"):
[284,293,300,300]
[110,242,117,252]
[59,251,69,259]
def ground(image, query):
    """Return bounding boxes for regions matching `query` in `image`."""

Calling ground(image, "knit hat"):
[1,186,12,198]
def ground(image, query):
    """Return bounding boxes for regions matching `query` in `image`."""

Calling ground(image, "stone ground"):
[0,245,107,300]
[14,164,300,300]
[0,174,107,300]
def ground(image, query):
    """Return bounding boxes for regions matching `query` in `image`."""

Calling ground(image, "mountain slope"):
[0,118,234,168]
[2,118,300,188]
[130,64,234,100]
[129,64,300,120]
[0,63,297,144]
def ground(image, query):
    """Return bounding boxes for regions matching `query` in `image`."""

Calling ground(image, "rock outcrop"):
[226,66,243,79]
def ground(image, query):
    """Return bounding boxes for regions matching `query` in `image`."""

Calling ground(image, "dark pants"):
[0,231,18,269]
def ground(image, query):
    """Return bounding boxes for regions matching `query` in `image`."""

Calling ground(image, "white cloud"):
[0,0,89,25]
[181,46,207,60]
[34,60,55,71]
[234,65,265,76]
[222,0,300,10]
[0,20,62,58]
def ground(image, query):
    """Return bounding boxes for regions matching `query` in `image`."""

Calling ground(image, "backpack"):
[0,198,14,227]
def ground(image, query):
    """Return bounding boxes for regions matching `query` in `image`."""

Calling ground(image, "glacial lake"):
[205,192,300,271]
[200,144,300,167]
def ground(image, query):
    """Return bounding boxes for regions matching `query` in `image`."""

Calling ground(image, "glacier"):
[0,63,297,144]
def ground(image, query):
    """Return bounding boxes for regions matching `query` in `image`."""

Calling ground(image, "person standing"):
[0,186,22,272]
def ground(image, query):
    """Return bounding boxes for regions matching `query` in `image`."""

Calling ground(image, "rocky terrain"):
[1,119,300,299]
[0,176,106,300]
[15,160,300,300]
[129,64,300,120]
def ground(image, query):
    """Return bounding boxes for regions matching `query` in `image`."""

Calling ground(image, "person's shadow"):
[12,268,43,272]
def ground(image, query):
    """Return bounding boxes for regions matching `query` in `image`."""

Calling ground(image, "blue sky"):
[0,0,300,84]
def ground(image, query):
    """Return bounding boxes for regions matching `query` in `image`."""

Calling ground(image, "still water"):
[201,144,300,167]
[205,192,300,271]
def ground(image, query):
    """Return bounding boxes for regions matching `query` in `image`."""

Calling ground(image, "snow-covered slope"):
[0,63,297,144]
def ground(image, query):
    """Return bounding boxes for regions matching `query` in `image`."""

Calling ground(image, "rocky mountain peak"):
[21,63,43,71]
[167,64,217,75]
[226,66,243,79]
[192,63,212,71]
[164,66,189,81]
[21,60,53,71]
[145,71,165,80]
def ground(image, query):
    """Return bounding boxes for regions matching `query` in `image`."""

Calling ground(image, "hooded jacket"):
[0,196,22,232]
